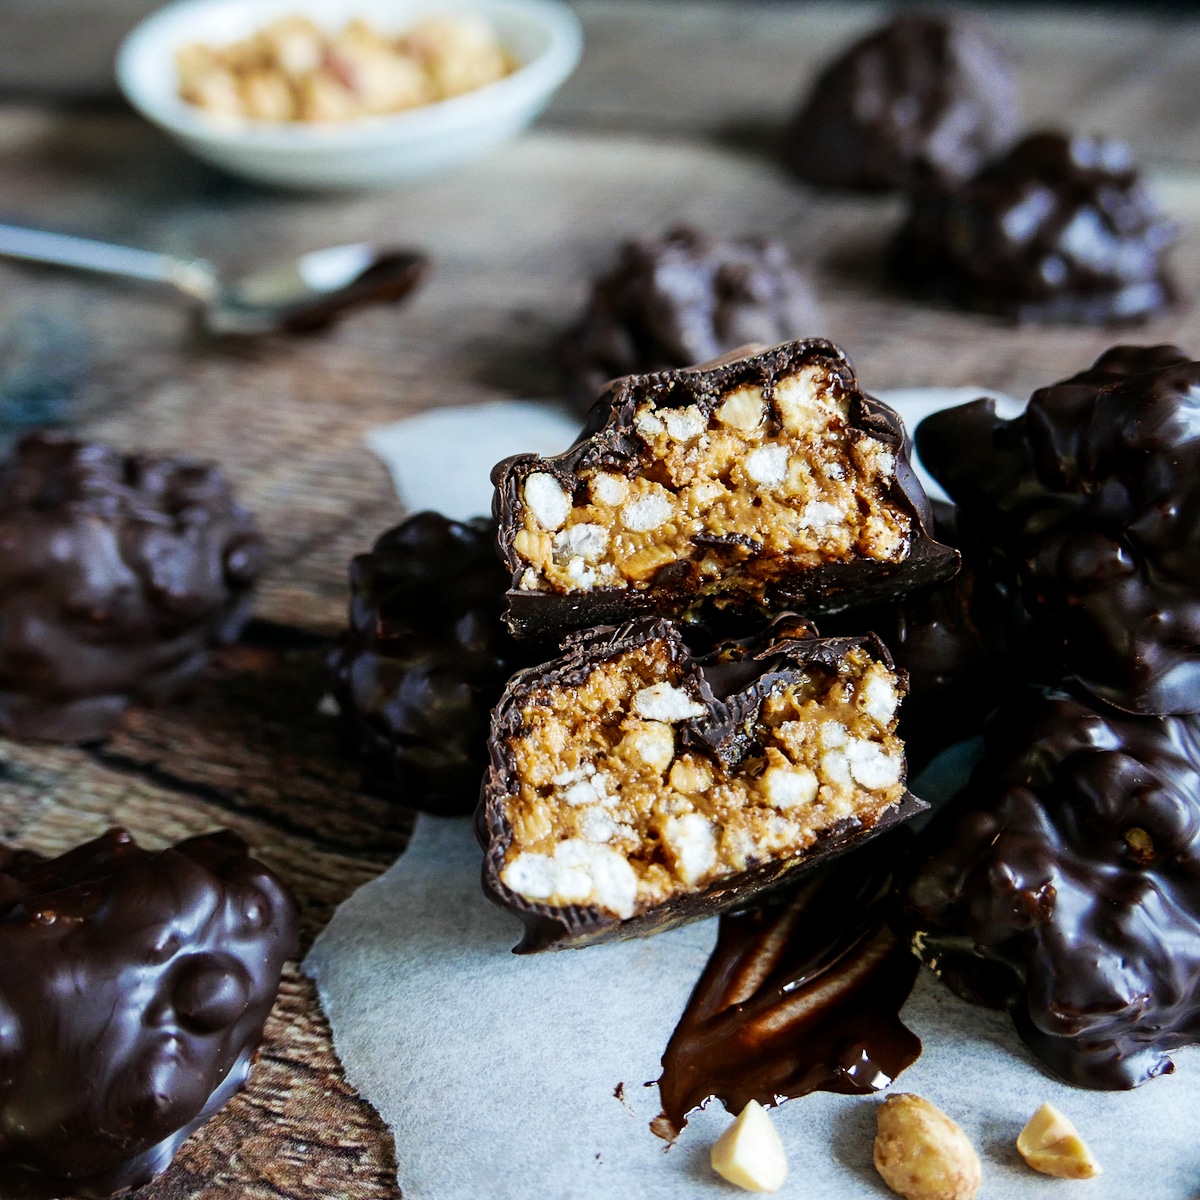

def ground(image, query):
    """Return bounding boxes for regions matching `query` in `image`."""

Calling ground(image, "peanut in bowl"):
[174,12,519,123]
[116,0,582,190]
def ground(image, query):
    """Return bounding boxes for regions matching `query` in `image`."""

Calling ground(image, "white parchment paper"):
[306,386,1200,1197]
[305,814,1200,1199]
[874,388,1024,504]
[365,401,582,522]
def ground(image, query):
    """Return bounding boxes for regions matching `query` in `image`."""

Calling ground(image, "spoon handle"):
[0,223,217,301]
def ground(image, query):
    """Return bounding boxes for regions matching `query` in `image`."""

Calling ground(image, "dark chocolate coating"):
[917,345,1200,715]
[495,339,959,640]
[0,827,298,1197]
[561,227,821,413]
[782,15,1017,191]
[274,250,429,334]
[0,429,264,742]
[824,503,1016,768]
[478,615,927,953]
[900,688,1200,1090]
[891,131,1176,322]
[656,831,920,1137]
[328,511,537,816]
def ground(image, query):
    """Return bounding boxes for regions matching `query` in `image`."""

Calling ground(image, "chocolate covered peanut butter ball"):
[917,345,1200,715]
[561,227,821,413]
[0,430,264,742]
[0,828,298,1197]
[783,15,1018,191]
[328,511,535,816]
[901,688,1200,1090]
[892,131,1176,322]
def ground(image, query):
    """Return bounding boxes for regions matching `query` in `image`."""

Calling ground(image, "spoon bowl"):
[211,243,429,334]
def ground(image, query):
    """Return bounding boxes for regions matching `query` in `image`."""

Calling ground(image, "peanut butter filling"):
[498,640,905,920]
[512,364,912,596]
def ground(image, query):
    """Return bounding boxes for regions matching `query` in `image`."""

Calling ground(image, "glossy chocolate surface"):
[917,345,1200,714]
[273,248,429,334]
[0,828,298,1198]
[561,227,821,413]
[478,616,927,953]
[901,688,1200,1090]
[0,429,264,742]
[656,834,920,1137]
[783,14,1017,191]
[329,511,538,816]
[892,131,1176,322]
[824,503,1016,768]
[495,339,958,640]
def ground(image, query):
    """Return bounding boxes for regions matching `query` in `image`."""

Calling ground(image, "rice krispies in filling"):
[511,363,913,596]
[498,639,906,920]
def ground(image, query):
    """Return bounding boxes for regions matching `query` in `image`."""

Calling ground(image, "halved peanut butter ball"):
[493,339,957,639]
[477,616,925,951]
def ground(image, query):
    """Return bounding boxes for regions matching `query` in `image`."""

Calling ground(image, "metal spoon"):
[0,222,429,335]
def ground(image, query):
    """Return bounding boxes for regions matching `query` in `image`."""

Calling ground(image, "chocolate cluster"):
[328,511,533,816]
[0,828,298,1197]
[901,688,1200,1089]
[783,15,1018,191]
[917,345,1200,715]
[0,430,264,742]
[560,227,821,412]
[892,131,1176,322]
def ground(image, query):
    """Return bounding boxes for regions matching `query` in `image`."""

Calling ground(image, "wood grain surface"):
[4,3,1200,1197]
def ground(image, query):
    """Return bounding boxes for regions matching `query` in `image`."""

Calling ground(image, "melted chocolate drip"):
[656,839,920,1137]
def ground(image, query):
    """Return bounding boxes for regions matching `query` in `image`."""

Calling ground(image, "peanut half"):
[710,1100,788,1193]
[1016,1102,1101,1179]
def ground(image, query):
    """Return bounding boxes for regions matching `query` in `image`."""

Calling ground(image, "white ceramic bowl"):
[116,0,582,190]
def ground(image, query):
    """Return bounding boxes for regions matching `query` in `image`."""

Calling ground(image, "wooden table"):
[4,3,1200,1196]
